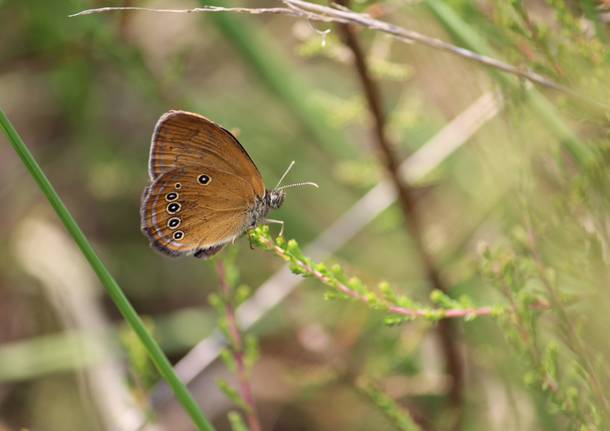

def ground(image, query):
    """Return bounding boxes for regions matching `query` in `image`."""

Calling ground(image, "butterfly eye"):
[167,217,181,229]
[165,192,179,202]
[175,183,182,189]
[197,174,211,185]
[173,230,184,241]
[167,202,181,214]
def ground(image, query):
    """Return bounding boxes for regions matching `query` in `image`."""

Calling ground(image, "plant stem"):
[258,234,498,320]
[335,7,464,424]
[0,108,215,431]
[216,260,262,431]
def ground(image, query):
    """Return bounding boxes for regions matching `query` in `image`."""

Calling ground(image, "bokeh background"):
[1,1,609,430]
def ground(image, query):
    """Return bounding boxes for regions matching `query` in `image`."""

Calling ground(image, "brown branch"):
[216,260,262,431]
[335,4,464,426]
[67,1,590,101]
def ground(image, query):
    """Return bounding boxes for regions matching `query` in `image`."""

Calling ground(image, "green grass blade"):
[0,107,215,431]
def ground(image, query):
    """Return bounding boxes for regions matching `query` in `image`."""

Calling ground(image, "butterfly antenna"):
[275,160,295,189]
[276,181,319,191]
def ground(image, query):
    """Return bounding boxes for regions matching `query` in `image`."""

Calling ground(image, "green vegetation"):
[0,1,608,430]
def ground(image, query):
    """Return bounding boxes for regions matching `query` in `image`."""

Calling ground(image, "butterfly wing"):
[140,167,256,258]
[149,110,265,198]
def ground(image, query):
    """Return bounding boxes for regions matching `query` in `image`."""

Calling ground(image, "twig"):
[215,260,262,431]
[70,6,297,18]
[335,9,464,419]
[68,1,582,99]
[257,233,498,320]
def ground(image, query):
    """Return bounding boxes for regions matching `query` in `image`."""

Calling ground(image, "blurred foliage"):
[1,0,609,430]
[119,318,160,403]
[356,378,422,431]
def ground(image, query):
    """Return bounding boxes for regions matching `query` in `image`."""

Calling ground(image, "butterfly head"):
[272,161,319,204]
[265,189,286,209]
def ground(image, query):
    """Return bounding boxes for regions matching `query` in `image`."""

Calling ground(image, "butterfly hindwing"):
[194,244,226,259]
[140,167,255,257]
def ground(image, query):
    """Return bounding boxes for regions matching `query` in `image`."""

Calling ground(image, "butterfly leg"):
[265,219,285,237]
[248,231,255,250]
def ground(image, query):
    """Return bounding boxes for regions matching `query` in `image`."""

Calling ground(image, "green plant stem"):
[0,107,215,431]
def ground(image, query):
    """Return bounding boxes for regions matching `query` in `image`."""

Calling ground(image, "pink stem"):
[216,260,262,431]
[265,240,522,320]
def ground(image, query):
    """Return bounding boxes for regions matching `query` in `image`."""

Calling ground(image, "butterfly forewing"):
[149,110,265,198]
[141,167,254,257]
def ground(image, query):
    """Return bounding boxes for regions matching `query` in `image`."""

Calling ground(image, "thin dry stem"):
[68,1,584,100]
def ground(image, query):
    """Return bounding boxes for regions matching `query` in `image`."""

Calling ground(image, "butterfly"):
[140,110,317,259]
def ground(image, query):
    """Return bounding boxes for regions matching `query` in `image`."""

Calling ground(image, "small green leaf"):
[543,343,559,381]
[324,291,338,301]
[347,277,366,294]
[286,239,303,259]
[244,335,260,369]
[395,295,416,309]
[429,290,459,308]
[220,349,237,373]
[288,261,307,275]
[422,309,445,321]
[208,293,224,312]
[358,380,422,431]
[330,264,348,284]
[227,411,248,431]
[217,379,246,410]
[384,315,408,326]
[315,262,328,275]
[235,285,252,305]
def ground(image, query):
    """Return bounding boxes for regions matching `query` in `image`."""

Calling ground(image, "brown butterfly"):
[140,110,317,259]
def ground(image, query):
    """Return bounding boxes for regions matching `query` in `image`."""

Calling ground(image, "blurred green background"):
[0,0,609,430]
